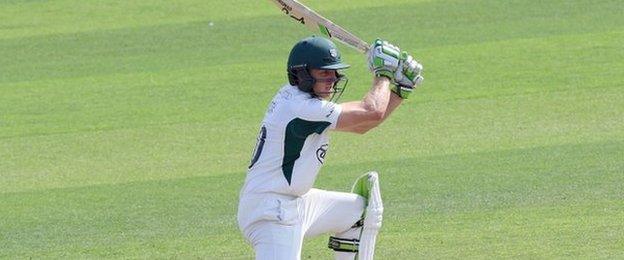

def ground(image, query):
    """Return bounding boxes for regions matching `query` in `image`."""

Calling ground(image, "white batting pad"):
[358,171,383,260]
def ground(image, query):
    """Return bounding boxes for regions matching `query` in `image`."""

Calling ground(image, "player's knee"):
[336,192,366,228]
[353,194,366,215]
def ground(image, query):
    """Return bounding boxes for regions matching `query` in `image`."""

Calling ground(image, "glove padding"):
[391,52,424,99]
[367,39,401,80]
[368,39,424,99]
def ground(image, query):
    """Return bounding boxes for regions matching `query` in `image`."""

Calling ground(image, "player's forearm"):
[361,76,392,119]
[333,77,402,133]
[340,79,401,132]
[345,93,401,131]
[381,92,403,120]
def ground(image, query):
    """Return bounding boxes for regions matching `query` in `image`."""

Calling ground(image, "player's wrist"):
[389,84,413,99]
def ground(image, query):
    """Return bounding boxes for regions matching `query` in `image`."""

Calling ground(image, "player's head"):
[287,36,349,101]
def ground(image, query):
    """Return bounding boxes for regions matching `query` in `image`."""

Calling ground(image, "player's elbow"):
[364,105,386,123]
[356,100,386,123]
[371,109,385,122]
[352,127,372,135]
[353,121,382,134]
[357,110,384,133]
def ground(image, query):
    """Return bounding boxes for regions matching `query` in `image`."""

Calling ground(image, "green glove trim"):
[381,47,400,59]
[390,84,412,99]
[375,71,393,80]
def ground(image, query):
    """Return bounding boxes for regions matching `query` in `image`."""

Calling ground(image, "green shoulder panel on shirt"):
[282,118,331,185]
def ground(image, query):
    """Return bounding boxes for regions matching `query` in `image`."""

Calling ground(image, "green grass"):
[1,0,623,258]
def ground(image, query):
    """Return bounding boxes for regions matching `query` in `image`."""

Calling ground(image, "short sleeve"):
[296,99,343,129]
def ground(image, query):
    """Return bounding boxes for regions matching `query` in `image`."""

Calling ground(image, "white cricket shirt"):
[240,84,342,197]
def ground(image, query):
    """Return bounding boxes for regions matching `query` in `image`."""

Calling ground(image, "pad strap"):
[328,236,359,253]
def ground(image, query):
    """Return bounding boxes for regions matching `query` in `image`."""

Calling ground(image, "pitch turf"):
[1,0,623,258]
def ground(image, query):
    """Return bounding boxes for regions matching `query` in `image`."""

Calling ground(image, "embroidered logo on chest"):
[316,144,329,164]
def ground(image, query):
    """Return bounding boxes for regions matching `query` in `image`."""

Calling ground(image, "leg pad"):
[352,171,383,260]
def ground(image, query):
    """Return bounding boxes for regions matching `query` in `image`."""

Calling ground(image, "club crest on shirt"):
[316,144,328,164]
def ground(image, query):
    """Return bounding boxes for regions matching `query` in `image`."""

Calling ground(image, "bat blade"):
[269,0,369,53]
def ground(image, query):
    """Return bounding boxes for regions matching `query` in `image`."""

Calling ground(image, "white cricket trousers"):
[237,188,365,260]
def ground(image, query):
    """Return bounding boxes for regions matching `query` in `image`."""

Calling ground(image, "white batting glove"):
[367,39,401,80]
[391,53,424,99]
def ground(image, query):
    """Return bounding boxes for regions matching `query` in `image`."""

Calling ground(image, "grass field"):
[1,0,623,258]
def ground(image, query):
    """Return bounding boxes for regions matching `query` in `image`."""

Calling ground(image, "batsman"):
[237,36,424,260]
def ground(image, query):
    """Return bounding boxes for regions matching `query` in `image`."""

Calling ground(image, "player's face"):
[310,69,339,99]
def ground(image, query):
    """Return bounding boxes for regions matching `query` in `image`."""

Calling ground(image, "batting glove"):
[391,52,424,99]
[367,39,401,81]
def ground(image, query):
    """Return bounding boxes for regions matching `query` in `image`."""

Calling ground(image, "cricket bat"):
[268,0,370,53]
